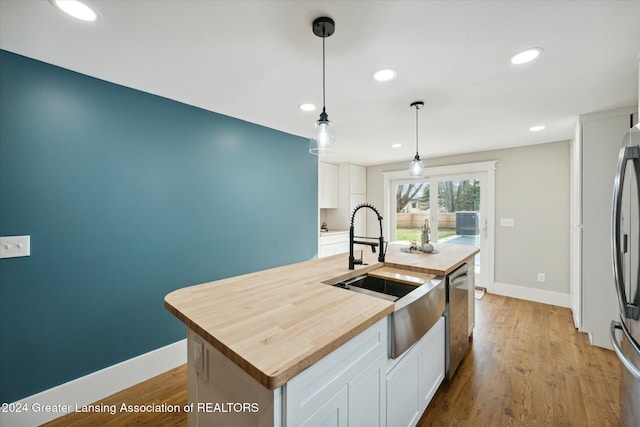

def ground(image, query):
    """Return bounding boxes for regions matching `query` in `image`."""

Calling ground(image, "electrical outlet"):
[194,338,208,381]
[500,218,515,227]
[537,273,546,283]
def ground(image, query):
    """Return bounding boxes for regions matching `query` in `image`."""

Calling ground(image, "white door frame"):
[382,161,496,290]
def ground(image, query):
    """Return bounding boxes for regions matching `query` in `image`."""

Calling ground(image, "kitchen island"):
[165,242,478,426]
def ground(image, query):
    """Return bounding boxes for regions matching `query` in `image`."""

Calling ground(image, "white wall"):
[367,141,570,301]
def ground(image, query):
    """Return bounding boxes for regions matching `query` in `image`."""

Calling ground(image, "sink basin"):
[333,275,414,301]
[331,268,445,358]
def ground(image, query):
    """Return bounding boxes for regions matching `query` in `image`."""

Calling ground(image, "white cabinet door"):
[286,318,387,426]
[385,317,445,427]
[349,164,366,195]
[320,162,339,208]
[318,244,334,258]
[319,232,349,258]
[350,193,367,240]
[386,343,421,427]
[419,317,445,409]
[349,353,386,427]
[576,107,636,348]
[300,386,348,427]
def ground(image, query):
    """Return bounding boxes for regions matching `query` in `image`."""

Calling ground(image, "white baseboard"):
[0,339,187,427]
[489,282,571,308]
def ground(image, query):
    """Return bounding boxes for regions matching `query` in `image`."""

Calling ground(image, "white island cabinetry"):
[285,317,387,427]
[166,245,478,427]
[187,315,445,427]
[386,317,445,427]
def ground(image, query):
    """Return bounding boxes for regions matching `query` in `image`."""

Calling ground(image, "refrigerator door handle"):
[610,321,640,381]
[612,145,640,320]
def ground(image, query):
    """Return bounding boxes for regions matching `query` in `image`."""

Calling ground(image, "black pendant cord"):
[415,106,420,160]
[322,32,326,114]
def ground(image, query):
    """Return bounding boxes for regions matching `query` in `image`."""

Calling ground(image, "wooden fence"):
[396,212,457,229]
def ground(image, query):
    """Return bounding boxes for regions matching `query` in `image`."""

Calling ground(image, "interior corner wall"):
[366,141,570,295]
[0,50,318,403]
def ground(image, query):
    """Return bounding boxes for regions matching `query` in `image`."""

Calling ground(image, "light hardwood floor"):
[45,293,621,426]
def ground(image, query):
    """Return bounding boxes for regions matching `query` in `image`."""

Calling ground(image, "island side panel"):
[187,329,281,427]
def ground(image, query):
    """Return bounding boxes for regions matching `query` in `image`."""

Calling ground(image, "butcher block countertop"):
[164,242,478,390]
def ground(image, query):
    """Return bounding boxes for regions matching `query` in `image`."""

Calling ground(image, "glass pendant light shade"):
[310,110,335,154]
[309,17,336,155]
[409,154,424,177]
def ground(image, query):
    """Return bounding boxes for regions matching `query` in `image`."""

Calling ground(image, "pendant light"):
[309,17,336,155]
[409,101,425,176]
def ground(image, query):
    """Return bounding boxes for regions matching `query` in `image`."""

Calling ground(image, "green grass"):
[396,227,456,242]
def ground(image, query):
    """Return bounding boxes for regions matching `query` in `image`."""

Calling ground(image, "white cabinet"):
[419,316,445,409]
[319,232,349,258]
[186,315,445,427]
[349,164,366,195]
[286,317,387,427]
[187,330,281,427]
[348,353,386,427]
[299,386,348,426]
[320,162,339,209]
[350,193,366,240]
[386,342,421,427]
[570,107,637,349]
[326,164,368,238]
[385,317,445,427]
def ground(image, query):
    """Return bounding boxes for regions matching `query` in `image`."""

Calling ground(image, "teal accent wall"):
[0,50,318,402]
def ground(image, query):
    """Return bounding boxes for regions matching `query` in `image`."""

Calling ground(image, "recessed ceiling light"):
[529,125,546,132]
[299,103,316,112]
[510,47,543,65]
[373,68,398,82]
[50,0,98,22]
[391,143,402,148]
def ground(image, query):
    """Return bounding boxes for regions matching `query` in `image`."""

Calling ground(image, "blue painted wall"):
[0,50,318,403]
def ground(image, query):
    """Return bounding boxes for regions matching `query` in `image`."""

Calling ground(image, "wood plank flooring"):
[44,293,620,426]
[418,293,620,426]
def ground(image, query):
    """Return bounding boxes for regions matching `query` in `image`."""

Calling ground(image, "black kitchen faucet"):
[349,203,387,270]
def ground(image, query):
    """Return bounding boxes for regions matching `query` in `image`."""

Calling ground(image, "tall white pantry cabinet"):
[326,163,367,238]
[319,163,367,258]
[570,106,637,349]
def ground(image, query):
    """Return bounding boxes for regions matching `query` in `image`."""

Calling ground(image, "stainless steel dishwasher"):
[445,262,470,380]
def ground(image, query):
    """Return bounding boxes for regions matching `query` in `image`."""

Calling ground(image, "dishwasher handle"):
[610,320,640,381]
[450,274,468,287]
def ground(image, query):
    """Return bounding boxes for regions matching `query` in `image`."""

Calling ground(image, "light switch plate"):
[0,236,30,259]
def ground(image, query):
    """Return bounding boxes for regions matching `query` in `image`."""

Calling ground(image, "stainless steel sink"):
[332,272,445,358]
[333,275,414,301]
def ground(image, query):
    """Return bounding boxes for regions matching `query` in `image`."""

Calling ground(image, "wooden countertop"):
[164,242,478,390]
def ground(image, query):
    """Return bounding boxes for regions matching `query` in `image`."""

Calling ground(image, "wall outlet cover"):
[500,218,515,227]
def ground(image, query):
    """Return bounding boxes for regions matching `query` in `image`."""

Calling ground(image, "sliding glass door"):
[434,178,481,279]
[387,163,494,289]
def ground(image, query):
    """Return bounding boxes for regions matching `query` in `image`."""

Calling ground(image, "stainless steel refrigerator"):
[611,123,640,427]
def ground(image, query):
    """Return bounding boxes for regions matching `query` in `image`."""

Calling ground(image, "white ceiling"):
[1,0,639,166]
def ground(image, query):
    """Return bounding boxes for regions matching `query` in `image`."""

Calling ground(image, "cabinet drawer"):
[320,232,349,246]
[285,317,387,426]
